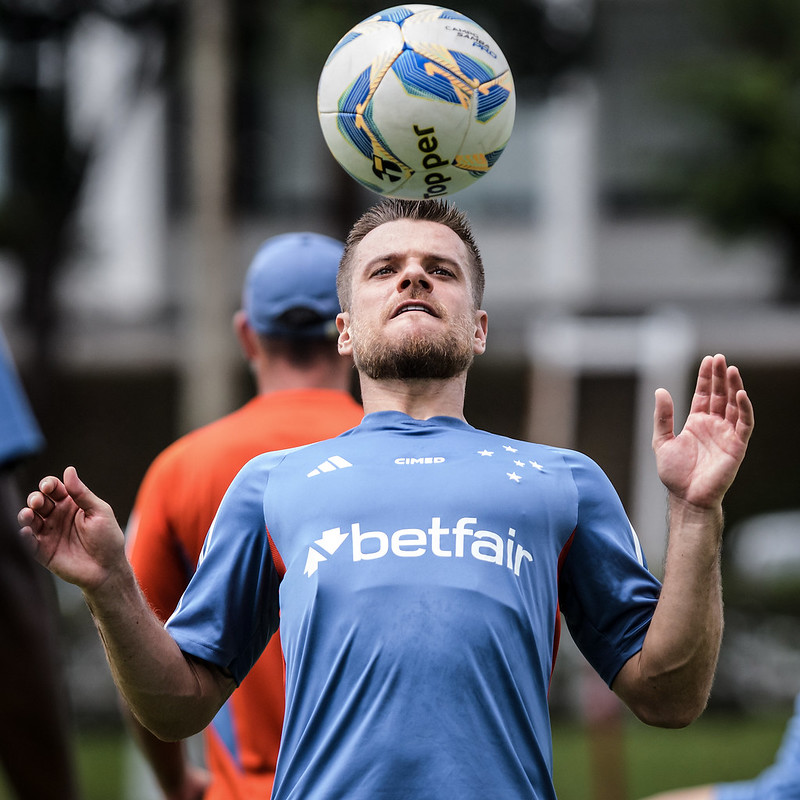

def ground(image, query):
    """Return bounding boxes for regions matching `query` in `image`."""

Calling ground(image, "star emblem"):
[503,445,518,453]
[478,449,494,457]
[507,472,522,483]
[529,461,544,471]
[514,459,525,468]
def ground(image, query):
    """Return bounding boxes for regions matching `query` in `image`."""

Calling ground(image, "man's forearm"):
[613,498,724,727]
[84,563,232,741]
[123,701,210,799]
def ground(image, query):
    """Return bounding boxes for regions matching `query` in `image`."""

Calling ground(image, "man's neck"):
[358,374,468,421]
[254,357,353,396]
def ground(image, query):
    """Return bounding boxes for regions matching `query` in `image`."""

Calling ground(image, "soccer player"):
[123,232,363,799]
[641,692,800,799]
[1,326,80,800]
[19,199,754,800]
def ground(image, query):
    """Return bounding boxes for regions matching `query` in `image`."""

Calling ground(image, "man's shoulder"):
[237,432,351,476]
[469,427,588,460]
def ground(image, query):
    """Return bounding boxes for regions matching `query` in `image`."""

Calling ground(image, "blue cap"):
[243,232,344,339]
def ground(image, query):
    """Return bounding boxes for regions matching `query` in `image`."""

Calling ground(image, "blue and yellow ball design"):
[318,5,516,199]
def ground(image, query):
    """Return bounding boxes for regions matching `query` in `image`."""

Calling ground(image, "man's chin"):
[354,337,474,381]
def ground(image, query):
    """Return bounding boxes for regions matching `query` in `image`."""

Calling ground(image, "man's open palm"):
[653,354,754,510]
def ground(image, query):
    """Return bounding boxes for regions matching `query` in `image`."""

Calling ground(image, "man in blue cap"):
[122,232,362,800]
[0,325,80,799]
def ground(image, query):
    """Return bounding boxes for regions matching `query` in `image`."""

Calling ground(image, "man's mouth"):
[392,302,437,318]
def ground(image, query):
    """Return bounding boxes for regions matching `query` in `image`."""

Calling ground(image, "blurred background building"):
[1,0,799,769]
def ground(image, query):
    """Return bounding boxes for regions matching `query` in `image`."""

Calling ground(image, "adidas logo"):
[307,455,353,478]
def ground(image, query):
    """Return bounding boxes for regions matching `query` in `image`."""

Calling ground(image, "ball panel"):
[364,5,443,25]
[451,148,506,178]
[369,63,472,163]
[402,11,511,76]
[453,71,515,175]
[317,23,403,114]
[319,110,415,195]
[434,8,475,22]
[470,72,516,141]
[323,31,362,69]
[474,71,515,122]
[389,48,471,107]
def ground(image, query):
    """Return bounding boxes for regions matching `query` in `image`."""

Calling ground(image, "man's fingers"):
[708,354,729,417]
[734,388,755,444]
[25,487,56,518]
[724,366,744,424]
[17,505,38,532]
[40,474,69,502]
[689,355,714,414]
[17,467,101,533]
[18,471,84,530]
[63,466,104,515]
[653,387,675,447]
[721,365,754,445]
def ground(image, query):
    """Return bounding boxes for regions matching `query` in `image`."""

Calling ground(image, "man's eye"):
[372,265,394,276]
[431,266,454,276]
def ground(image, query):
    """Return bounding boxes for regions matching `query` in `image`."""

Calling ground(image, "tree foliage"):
[663,0,800,294]
[0,0,179,385]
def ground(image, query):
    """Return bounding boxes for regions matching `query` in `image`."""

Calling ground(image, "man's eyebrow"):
[362,253,464,271]
[423,254,463,270]
[363,253,399,268]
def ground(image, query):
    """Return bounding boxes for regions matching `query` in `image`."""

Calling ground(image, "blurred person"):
[123,232,362,799]
[641,692,800,800]
[0,326,81,800]
[19,198,755,800]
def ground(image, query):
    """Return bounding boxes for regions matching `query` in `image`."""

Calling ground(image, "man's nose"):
[397,262,431,292]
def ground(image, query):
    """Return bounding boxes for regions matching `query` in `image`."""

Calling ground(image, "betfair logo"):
[303,516,532,578]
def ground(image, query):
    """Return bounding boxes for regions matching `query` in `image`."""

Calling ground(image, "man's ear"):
[473,310,488,355]
[233,310,260,360]
[336,312,353,356]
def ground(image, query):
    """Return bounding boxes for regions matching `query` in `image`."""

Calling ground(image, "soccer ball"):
[317,5,515,200]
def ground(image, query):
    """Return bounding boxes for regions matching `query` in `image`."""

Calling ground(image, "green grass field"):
[553,710,789,799]
[0,709,789,799]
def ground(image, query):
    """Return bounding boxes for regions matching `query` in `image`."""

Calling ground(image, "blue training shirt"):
[0,328,44,468]
[168,411,661,800]
[715,692,800,800]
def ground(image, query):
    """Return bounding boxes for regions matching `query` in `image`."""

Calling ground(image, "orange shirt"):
[126,388,362,800]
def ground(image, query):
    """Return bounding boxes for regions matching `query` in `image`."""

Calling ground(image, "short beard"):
[351,314,476,381]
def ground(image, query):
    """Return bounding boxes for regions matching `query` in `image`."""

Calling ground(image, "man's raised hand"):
[18,466,126,591]
[653,354,754,510]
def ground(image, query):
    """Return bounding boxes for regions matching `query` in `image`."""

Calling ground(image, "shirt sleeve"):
[557,450,662,686]
[166,452,284,685]
[0,328,44,468]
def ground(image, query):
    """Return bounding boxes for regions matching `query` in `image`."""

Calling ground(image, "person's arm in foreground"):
[17,467,236,741]
[125,712,209,800]
[612,354,754,727]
